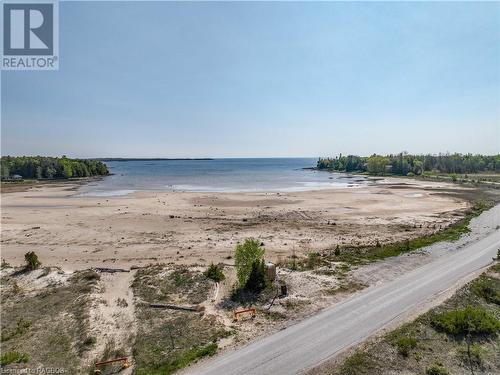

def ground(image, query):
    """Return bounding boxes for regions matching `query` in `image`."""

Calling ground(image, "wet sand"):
[0,178,470,271]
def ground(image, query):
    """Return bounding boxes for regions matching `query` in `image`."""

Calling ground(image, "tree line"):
[317,153,500,176]
[0,156,109,180]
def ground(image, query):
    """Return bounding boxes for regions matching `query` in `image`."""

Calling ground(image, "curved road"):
[189,228,500,375]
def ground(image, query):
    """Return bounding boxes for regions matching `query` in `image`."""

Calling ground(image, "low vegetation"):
[24,251,41,271]
[324,266,500,375]
[0,268,100,372]
[426,362,449,375]
[330,200,492,265]
[0,351,29,366]
[132,265,230,375]
[204,263,225,282]
[339,350,378,375]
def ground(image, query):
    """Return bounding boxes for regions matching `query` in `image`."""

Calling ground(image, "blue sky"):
[2,1,499,158]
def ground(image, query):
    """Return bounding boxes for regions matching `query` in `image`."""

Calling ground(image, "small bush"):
[430,306,500,336]
[306,252,323,269]
[169,268,195,289]
[0,351,29,366]
[426,362,449,375]
[24,251,41,270]
[340,350,377,375]
[83,336,97,347]
[394,336,417,357]
[471,276,500,305]
[204,264,225,282]
[1,318,32,342]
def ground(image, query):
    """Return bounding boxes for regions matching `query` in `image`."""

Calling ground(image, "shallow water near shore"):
[77,158,369,196]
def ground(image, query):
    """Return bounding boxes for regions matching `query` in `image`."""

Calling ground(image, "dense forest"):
[317,153,500,176]
[0,156,109,180]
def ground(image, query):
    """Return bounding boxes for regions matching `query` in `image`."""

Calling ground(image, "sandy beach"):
[1,178,470,271]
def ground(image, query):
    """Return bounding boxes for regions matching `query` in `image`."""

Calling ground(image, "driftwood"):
[149,303,203,312]
[92,267,130,273]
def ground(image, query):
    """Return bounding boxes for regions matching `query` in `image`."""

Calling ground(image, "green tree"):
[367,156,389,175]
[413,160,423,175]
[244,259,268,293]
[235,238,265,287]
[45,167,56,179]
[35,166,43,179]
[60,159,73,178]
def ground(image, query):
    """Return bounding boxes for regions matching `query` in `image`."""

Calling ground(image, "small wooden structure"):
[94,357,129,373]
[265,262,276,281]
[233,308,256,321]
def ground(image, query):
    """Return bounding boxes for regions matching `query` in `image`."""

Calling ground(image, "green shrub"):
[471,276,500,305]
[135,343,217,375]
[394,336,417,357]
[204,264,225,282]
[24,251,41,270]
[1,318,32,342]
[426,362,449,375]
[431,306,500,336]
[0,351,29,366]
[340,350,377,375]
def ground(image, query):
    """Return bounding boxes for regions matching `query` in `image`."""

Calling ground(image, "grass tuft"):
[135,343,217,375]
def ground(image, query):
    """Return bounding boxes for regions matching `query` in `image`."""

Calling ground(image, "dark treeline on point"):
[0,156,109,180]
[317,153,500,176]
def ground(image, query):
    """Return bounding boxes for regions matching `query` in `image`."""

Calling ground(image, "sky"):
[1,1,499,158]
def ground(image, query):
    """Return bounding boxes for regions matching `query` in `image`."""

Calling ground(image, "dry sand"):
[1,178,469,271]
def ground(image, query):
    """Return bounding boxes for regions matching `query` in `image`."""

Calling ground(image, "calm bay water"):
[78,158,368,196]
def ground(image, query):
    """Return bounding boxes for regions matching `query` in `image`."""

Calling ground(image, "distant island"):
[94,158,214,162]
[317,152,500,176]
[1,156,109,180]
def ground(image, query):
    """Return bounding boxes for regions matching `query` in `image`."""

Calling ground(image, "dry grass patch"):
[0,268,99,373]
[132,265,231,375]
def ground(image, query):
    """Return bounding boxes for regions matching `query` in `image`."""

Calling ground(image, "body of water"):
[77,158,368,196]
